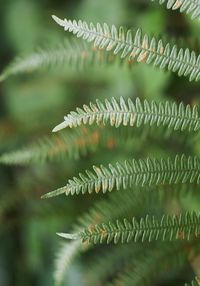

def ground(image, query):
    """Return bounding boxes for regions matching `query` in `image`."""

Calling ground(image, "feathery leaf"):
[0,128,101,165]
[52,15,200,81]
[44,155,200,197]
[52,97,200,133]
[61,212,200,244]
[0,38,123,81]
[53,189,152,286]
[111,242,188,286]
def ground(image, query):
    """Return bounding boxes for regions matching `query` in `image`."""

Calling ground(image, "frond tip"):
[52,15,66,27]
[52,16,200,81]
[43,155,200,197]
[52,97,200,133]
[52,121,69,133]
[41,187,66,199]
[57,233,80,240]
[58,212,200,244]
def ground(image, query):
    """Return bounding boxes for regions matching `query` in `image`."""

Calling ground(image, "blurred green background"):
[0,0,199,285]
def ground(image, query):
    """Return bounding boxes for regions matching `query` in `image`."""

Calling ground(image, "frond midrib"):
[84,219,200,240]
[67,161,200,193]
[64,20,200,72]
[66,107,200,125]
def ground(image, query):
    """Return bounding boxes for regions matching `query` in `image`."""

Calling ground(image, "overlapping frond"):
[58,212,200,244]
[0,120,191,168]
[85,244,142,286]
[185,278,200,286]
[0,38,121,81]
[54,189,154,286]
[110,243,187,286]
[52,15,200,81]
[0,125,165,166]
[0,128,101,165]
[52,97,200,133]
[43,155,200,198]
[54,241,81,286]
[151,0,200,21]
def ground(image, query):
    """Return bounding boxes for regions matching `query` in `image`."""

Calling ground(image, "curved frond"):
[0,38,121,81]
[152,0,200,21]
[53,189,153,286]
[0,121,191,167]
[85,244,142,286]
[52,15,200,81]
[52,97,200,133]
[111,243,187,286]
[54,241,81,286]
[43,155,200,198]
[0,128,101,165]
[59,212,200,244]
[0,125,158,166]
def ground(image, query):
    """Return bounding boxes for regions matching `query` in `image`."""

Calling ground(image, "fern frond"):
[52,15,200,81]
[52,97,200,133]
[0,126,142,166]
[76,189,165,231]
[43,155,200,198]
[0,121,191,167]
[185,277,200,286]
[53,190,149,286]
[0,128,101,165]
[152,0,200,21]
[59,212,200,244]
[85,244,142,286]
[111,243,187,286]
[0,38,121,81]
[54,241,81,286]
[0,125,158,166]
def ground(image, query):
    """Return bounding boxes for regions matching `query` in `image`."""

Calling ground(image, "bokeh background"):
[0,0,199,285]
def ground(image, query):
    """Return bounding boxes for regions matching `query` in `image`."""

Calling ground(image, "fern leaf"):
[0,126,133,166]
[0,122,190,167]
[185,278,200,286]
[0,128,102,165]
[54,188,166,285]
[54,241,81,286]
[52,15,200,81]
[152,0,200,21]
[85,244,142,286]
[0,38,121,81]
[43,155,200,197]
[52,97,200,133]
[111,243,188,286]
[59,212,200,244]
[54,189,151,286]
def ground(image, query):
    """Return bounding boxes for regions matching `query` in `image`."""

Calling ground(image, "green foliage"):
[52,96,200,132]
[52,15,200,82]
[0,128,100,165]
[58,212,200,244]
[1,0,200,285]
[53,188,166,285]
[54,241,81,286]
[0,38,126,81]
[0,125,168,165]
[109,242,188,286]
[151,0,200,21]
[43,155,200,197]
[185,278,200,286]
